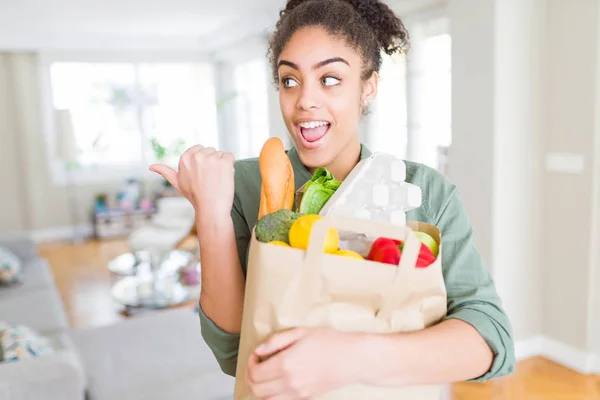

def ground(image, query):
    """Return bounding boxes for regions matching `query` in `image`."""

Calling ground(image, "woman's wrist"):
[195,210,232,235]
[329,331,403,387]
[349,332,410,387]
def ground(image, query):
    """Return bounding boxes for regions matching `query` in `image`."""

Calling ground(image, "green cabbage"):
[298,167,341,214]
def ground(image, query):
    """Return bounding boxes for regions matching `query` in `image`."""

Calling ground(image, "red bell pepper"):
[366,237,401,265]
[367,237,437,268]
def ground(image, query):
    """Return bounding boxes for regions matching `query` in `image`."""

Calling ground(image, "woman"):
[150,0,515,398]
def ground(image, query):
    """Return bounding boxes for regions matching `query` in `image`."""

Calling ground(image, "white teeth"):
[299,121,329,129]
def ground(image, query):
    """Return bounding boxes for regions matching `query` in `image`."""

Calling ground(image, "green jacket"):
[199,144,515,382]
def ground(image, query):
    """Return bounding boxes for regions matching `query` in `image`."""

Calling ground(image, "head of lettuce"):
[298,168,341,215]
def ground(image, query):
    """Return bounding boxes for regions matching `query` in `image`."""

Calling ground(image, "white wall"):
[449,0,600,373]
[541,0,598,365]
[493,0,546,343]
[448,0,545,343]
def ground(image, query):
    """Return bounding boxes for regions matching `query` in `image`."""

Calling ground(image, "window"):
[363,13,451,172]
[233,57,270,159]
[367,52,408,158]
[409,32,452,171]
[48,60,219,181]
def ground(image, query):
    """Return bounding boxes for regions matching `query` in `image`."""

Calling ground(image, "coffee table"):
[109,249,201,315]
[108,249,194,276]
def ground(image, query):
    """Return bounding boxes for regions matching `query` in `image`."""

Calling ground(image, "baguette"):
[258,137,295,219]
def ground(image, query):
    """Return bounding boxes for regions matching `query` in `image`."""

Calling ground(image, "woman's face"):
[277,26,377,173]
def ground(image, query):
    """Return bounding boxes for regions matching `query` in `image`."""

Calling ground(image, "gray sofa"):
[0,235,85,400]
[0,236,234,400]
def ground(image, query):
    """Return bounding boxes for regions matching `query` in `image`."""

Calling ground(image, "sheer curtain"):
[0,52,73,234]
[0,53,29,233]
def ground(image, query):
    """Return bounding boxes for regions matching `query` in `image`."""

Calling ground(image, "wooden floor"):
[39,238,600,400]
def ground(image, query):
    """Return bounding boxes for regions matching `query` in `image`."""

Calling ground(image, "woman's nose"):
[296,84,321,111]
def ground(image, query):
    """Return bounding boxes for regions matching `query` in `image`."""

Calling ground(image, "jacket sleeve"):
[199,305,241,376]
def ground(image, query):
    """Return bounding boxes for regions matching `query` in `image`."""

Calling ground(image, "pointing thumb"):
[149,164,179,191]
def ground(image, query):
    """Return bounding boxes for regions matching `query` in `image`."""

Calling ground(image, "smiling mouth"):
[296,121,330,148]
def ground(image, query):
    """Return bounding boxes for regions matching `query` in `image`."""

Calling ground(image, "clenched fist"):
[149,145,235,220]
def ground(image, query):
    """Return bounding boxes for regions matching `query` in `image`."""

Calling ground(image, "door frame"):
[590,0,600,375]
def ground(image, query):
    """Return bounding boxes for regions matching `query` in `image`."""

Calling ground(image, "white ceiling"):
[0,0,445,52]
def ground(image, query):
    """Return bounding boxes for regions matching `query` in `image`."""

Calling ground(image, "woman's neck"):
[310,140,362,181]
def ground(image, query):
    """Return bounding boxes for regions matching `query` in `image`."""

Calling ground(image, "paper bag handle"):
[305,215,422,272]
[275,215,425,329]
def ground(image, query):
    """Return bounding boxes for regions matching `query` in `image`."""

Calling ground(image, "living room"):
[1,0,599,399]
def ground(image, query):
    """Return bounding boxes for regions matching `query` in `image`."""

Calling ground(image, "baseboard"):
[29,224,94,243]
[516,335,599,374]
[514,335,543,360]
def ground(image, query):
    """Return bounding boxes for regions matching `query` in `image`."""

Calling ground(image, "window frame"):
[361,4,451,170]
[403,6,451,170]
[38,51,213,186]
[210,34,276,159]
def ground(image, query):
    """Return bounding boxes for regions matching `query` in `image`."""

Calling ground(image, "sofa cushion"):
[0,285,70,334]
[0,246,22,285]
[0,259,55,299]
[0,348,86,400]
[72,308,234,400]
[0,321,54,363]
[0,236,38,263]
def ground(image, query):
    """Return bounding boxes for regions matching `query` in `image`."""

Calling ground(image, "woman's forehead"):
[278,26,360,67]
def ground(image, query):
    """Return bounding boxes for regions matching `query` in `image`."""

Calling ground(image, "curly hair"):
[267,0,410,88]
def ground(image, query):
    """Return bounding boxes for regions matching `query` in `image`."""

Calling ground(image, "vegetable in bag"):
[298,167,341,215]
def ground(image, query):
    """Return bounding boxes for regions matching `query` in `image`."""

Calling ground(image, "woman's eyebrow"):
[313,57,350,69]
[278,57,350,70]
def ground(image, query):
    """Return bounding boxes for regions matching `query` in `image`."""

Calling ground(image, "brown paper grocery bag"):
[234,215,447,400]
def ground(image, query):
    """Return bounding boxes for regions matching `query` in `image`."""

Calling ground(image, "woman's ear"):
[361,71,378,107]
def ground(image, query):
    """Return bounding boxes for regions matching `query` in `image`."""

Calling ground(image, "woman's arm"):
[197,213,246,334]
[149,146,246,344]
[247,314,498,398]
[355,319,493,386]
[196,197,252,376]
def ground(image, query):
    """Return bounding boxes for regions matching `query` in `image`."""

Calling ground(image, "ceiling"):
[0,0,445,52]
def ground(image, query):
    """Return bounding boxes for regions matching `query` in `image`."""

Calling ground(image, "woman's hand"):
[149,145,235,220]
[246,327,365,400]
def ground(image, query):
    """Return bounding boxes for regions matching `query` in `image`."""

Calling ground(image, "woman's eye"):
[282,77,298,88]
[322,76,341,86]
